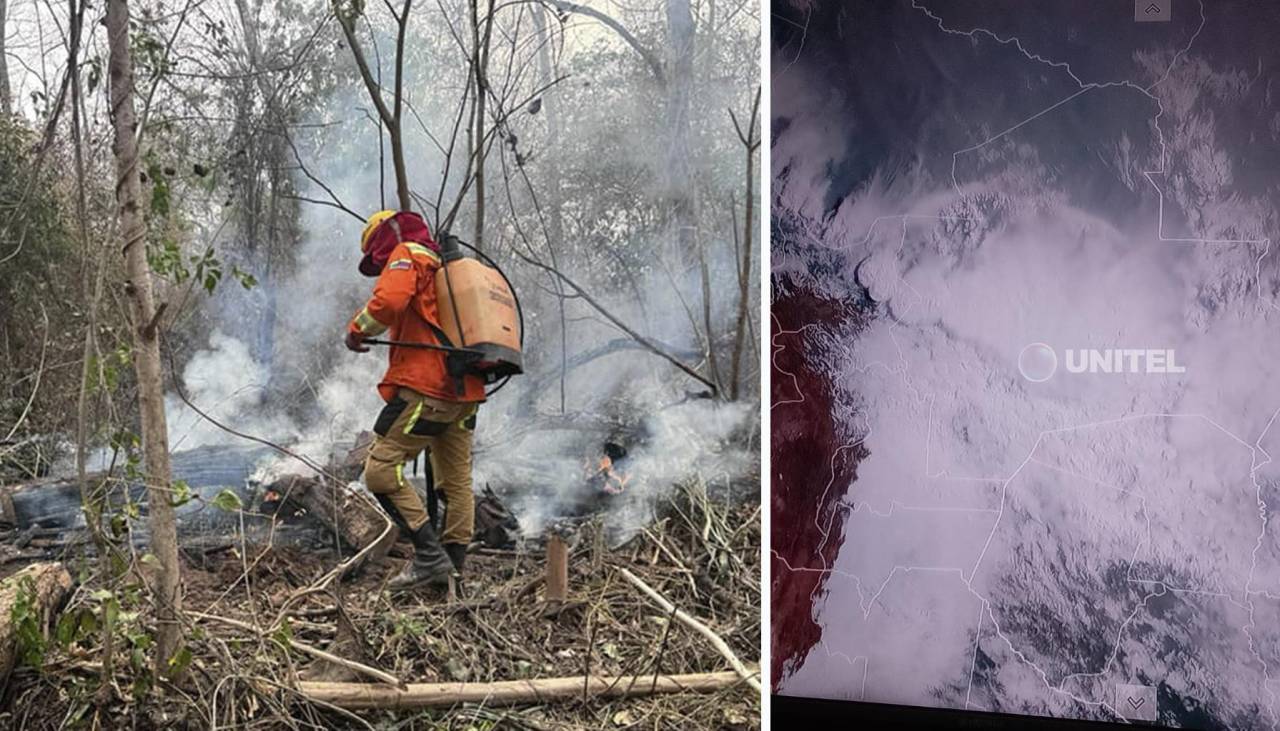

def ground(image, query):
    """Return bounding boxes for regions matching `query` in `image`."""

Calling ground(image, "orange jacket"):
[348,241,486,404]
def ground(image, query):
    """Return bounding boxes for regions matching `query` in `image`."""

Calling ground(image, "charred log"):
[0,562,72,687]
[266,475,394,566]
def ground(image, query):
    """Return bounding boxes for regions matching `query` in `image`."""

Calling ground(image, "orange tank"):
[435,257,523,378]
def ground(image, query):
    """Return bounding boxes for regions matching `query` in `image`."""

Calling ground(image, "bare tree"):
[334,0,414,212]
[548,1,665,83]
[548,0,695,259]
[470,0,496,246]
[728,86,760,401]
[531,3,563,247]
[67,0,122,697]
[106,0,183,675]
[231,0,301,367]
[0,0,9,116]
[665,0,697,259]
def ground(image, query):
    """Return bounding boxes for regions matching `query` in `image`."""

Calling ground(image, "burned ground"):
[0,476,759,730]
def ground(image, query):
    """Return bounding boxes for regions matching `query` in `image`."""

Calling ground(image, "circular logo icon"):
[1018,342,1057,383]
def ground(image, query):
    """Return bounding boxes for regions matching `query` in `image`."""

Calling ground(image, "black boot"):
[389,521,454,588]
[443,543,467,573]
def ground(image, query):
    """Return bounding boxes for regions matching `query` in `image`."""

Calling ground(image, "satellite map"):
[770,1,1280,726]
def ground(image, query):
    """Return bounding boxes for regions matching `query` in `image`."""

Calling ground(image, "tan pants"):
[364,387,477,544]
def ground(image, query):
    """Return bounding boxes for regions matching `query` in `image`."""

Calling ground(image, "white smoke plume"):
[161,16,759,542]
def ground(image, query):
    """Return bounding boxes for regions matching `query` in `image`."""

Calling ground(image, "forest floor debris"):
[0,480,760,729]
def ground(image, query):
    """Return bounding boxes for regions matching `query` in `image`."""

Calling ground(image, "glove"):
[345,330,370,353]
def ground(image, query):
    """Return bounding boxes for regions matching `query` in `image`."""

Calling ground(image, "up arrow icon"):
[1135,0,1171,22]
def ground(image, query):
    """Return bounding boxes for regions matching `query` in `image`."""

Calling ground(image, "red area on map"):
[770,288,865,690]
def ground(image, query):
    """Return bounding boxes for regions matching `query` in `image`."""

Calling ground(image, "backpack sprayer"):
[366,235,524,396]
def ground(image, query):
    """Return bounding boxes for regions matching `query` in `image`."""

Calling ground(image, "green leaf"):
[170,480,192,507]
[55,608,98,647]
[54,611,78,646]
[10,576,47,667]
[231,265,257,290]
[103,596,120,628]
[166,645,194,678]
[149,171,170,217]
[80,610,99,637]
[272,619,293,647]
[209,489,243,512]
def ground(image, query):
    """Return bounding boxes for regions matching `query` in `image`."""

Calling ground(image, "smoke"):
[166,331,295,451]
[478,373,757,540]
[160,11,760,542]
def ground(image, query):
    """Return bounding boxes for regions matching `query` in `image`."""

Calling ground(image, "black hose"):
[364,338,482,355]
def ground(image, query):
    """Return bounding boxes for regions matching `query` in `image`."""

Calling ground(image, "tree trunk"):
[0,0,9,117]
[334,1,412,212]
[390,0,412,212]
[531,4,564,249]
[70,0,119,694]
[0,563,73,686]
[665,0,696,265]
[699,243,721,392]
[531,4,569,411]
[728,91,759,401]
[728,152,754,400]
[470,0,495,246]
[106,0,183,676]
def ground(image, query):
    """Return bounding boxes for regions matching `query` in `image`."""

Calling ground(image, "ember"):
[586,441,631,494]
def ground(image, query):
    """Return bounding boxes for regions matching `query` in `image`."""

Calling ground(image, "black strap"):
[424,320,470,397]
[423,457,439,530]
[398,251,471,397]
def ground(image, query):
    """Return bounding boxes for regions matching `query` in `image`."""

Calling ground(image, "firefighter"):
[345,209,486,588]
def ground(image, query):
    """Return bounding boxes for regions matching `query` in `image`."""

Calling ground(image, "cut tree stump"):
[0,562,72,684]
[545,533,568,604]
[296,669,748,709]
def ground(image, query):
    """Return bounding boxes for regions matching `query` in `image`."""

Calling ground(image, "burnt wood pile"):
[0,434,522,565]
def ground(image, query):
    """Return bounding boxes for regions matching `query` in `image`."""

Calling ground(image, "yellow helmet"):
[361,209,398,253]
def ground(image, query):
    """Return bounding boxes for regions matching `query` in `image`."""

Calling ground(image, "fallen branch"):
[615,566,761,693]
[296,669,746,709]
[190,611,403,688]
[508,249,718,394]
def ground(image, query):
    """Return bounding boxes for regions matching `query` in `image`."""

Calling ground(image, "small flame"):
[588,454,630,494]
